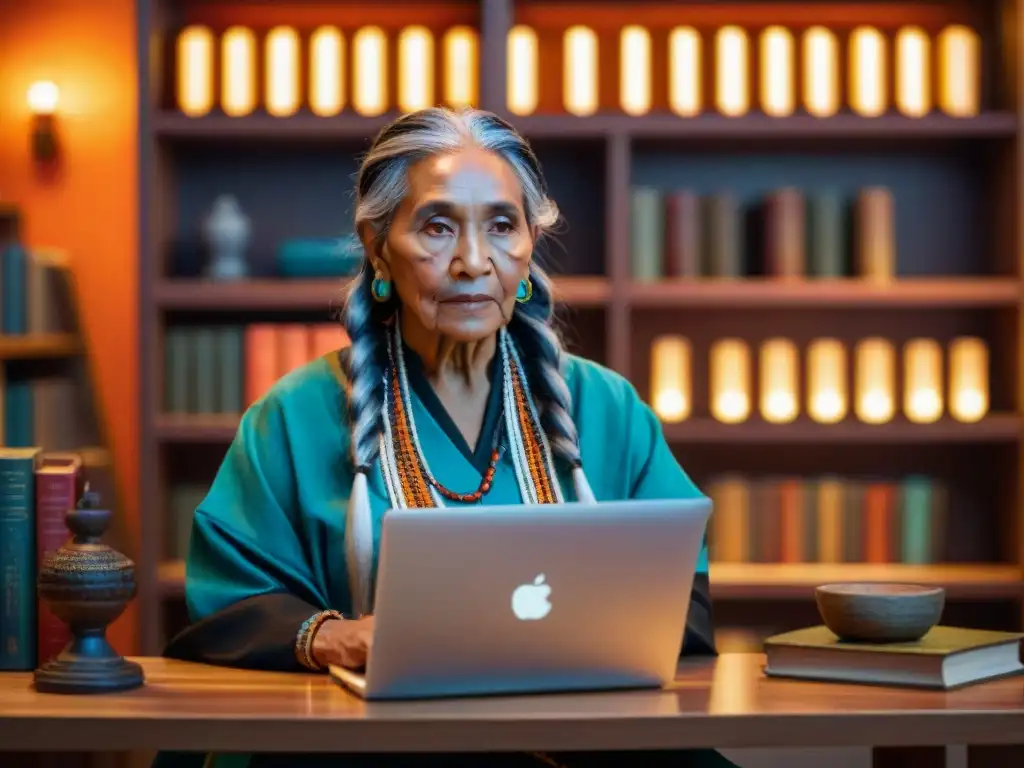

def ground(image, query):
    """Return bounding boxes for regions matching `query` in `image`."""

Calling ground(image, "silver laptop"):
[329,497,711,700]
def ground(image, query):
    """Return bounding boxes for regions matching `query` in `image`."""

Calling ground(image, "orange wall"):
[0,0,139,653]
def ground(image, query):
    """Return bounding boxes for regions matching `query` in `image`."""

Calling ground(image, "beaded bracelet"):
[294,609,344,671]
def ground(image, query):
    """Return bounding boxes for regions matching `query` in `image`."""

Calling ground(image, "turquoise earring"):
[516,277,533,303]
[370,270,392,303]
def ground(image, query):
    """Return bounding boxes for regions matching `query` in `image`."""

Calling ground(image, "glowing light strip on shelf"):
[649,336,988,425]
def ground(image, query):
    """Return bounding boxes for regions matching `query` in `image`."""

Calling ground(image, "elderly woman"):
[158,107,736,768]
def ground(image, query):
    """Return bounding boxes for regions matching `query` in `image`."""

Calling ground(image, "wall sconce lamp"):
[27,81,60,163]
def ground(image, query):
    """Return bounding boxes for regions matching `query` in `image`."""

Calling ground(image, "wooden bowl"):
[814,583,945,643]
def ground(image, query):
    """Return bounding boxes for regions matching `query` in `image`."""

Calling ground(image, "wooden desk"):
[0,655,1022,767]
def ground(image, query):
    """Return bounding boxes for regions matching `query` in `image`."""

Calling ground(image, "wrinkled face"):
[364,146,536,343]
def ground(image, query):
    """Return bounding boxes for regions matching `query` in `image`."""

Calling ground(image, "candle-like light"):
[221,26,257,117]
[620,25,651,116]
[855,338,895,424]
[353,26,388,117]
[895,26,931,117]
[444,26,478,108]
[176,26,214,117]
[948,337,989,422]
[760,26,794,117]
[710,339,751,424]
[668,26,701,117]
[398,26,434,112]
[715,26,749,117]
[507,25,538,115]
[759,338,798,424]
[903,338,943,423]
[938,26,980,117]
[849,26,887,117]
[564,26,598,116]
[802,26,839,117]
[265,26,300,117]
[650,336,691,423]
[309,26,344,116]
[807,338,847,424]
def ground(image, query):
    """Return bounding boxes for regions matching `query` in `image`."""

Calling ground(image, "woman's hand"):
[312,615,375,670]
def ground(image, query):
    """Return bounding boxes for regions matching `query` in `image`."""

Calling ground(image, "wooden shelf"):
[157,414,1022,444]
[155,277,610,310]
[0,334,81,360]
[157,559,1022,601]
[662,416,1021,444]
[709,563,1023,600]
[153,112,1019,142]
[628,278,1021,309]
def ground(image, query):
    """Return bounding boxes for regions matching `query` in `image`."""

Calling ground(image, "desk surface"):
[0,654,1022,753]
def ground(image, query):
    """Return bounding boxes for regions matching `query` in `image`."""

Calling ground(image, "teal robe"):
[157,347,736,768]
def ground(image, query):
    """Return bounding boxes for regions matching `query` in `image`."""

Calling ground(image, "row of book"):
[163,323,350,416]
[630,186,895,281]
[0,449,88,670]
[1,368,98,450]
[1,245,75,335]
[706,475,947,565]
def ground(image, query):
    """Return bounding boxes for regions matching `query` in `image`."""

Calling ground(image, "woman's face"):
[364,146,536,343]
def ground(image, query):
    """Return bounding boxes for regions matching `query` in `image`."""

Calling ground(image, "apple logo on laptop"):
[511,574,552,621]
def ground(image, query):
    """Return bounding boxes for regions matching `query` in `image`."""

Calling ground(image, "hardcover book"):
[764,625,1024,690]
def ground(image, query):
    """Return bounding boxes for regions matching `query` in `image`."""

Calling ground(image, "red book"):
[244,324,279,406]
[35,452,83,665]
[308,323,350,361]
[277,324,310,378]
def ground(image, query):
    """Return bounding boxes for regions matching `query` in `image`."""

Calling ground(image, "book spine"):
[2,244,27,334]
[801,478,819,561]
[35,461,80,665]
[164,327,191,414]
[856,187,896,281]
[168,482,208,560]
[764,188,806,278]
[244,324,279,406]
[864,482,892,563]
[816,477,843,562]
[929,481,949,562]
[663,190,701,278]
[900,476,932,564]
[630,187,664,281]
[0,454,39,670]
[217,326,244,416]
[26,251,46,335]
[778,478,804,563]
[708,475,748,562]
[192,327,218,414]
[278,324,311,377]
[309,323,349,360]
[806,190,845,277]
[30,377,58,450]
[703,193,743,277]
[3,378,34,447]
[843,479,865,562]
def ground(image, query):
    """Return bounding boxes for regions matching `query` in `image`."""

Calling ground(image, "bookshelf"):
[137,0,1024,654]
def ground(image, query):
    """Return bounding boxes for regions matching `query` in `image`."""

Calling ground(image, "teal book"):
[190,327,218,414]
[806,190,845,277]
[164,327,191,414]
[217,326,244,415]
[3,377,34,447]
[2,243,27,334]
[0,447,42,670]
[900,476,933,564]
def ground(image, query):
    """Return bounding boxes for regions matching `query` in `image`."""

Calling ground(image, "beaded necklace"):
[378,322,563,509]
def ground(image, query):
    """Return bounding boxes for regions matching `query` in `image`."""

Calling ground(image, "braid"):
[509,264,583,468]
[340,263,390,471]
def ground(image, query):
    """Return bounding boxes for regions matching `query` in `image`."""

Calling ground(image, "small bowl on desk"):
[815,583,945,643]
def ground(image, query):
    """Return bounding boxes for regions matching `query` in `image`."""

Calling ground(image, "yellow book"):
[764,625,1024,690]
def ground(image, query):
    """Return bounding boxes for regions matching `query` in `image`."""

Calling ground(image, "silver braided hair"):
[340,107,584,472]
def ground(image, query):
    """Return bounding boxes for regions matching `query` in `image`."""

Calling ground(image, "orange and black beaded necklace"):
[378,323,562,508]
